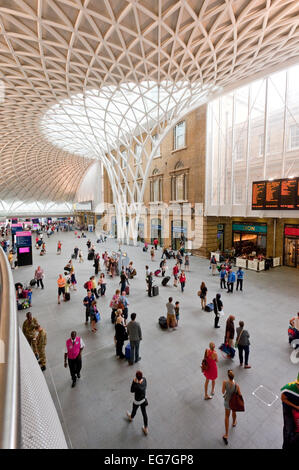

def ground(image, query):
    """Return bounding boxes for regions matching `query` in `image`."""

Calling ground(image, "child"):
[70,271,77,291]
[175,301,180,326]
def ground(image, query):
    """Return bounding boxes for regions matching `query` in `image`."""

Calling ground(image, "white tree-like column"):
[41,80,216,243]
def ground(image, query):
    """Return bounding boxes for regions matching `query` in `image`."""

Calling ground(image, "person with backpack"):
[120,267,129,294]
[227,269,236,293]
[98,273,106,296]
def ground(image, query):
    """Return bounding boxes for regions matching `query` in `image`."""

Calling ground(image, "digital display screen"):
[252,182,266,209]
[19,247,30,253]
[252,178,299,210]
[265,180,280,209]
[280,179,297,209]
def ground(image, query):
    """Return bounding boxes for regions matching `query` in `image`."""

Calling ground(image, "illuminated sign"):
[252,178,299,210]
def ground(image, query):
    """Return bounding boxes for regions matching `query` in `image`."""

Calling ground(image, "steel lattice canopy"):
[1,0,299,209]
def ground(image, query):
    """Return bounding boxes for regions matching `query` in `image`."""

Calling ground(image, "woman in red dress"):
[203,342,218,400]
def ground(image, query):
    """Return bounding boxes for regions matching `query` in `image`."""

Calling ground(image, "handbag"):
[144,398,148,406]
[229,384,245,412]
[235,329,244,348]
[201,349,209,373]
[95,312,100,322]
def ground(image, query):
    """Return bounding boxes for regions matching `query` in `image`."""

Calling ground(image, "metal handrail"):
[0,246,21,448]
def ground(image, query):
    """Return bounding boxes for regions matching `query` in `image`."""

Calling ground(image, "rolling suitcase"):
[161,276,170,286]
[152,285,159,296]
[125,343,131,361]
[71,254,76,259]
[125,285,130,296]
[65,292,70,301]
[154,269,161,276]
[88,252,93,260]
[205,303,214,312]
[158,316,168,329]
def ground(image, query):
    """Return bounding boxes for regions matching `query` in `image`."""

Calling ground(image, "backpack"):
[231,272,236,282]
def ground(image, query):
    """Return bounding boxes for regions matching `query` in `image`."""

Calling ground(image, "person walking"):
[153,238,158,250]
[210,255,217,275]
[227,269,236,293]
[173,263,179,287]
[78,249,84,262]
[98,273,106,296]
[110,289,121,323]
[166,297,177,330]
[213,293,223,328]
[90,275,99,299]
[89,300,100,332]
[184,254,190,272]
[115,316,127,359]
[222,370,241,445]
[225,315,235,348]
[126,313,142,365]
[74,246,79,260]
[64,331,85,388]
[150,246,155,261]
[160,259,167,277]
[236,321,251,368]
[203,342,218,399]
[179,270,186,292]
[57,274,66,304]
[175,301,180,326]
[198,281,207,310]
[22,312,38,356]
[220,266,227,289]
[236,267,244,291]
[126,370,148,435]
[119,290,129,325]
[57,240,62,254]
[8,250,14,269]
[35,266,44,289]
[120,267,128,294]
[94,254,100,275]
[147,272,153,297]
[35,324,47,372]
[70,268,77,291]
[83,290,95,324]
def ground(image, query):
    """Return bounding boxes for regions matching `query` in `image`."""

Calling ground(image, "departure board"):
[265,180,280,209]
[252,182,266,209]
[252,178,299,210]
[280,178,297,209]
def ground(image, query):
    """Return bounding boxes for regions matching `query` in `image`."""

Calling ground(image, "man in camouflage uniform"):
[22,312,38,356]
[35,324,47,371]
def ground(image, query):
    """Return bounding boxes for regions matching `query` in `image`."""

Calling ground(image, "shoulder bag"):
[235,329,244,348]
[229,384,245,412]
[201,349,209,373]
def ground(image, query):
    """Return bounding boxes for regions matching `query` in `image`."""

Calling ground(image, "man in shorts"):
[57,274,66,304]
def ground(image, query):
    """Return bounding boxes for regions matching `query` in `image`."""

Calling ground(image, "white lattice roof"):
[1,0,299,206]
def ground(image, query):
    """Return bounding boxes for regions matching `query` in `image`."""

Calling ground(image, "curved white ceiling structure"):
[1,0,299,216]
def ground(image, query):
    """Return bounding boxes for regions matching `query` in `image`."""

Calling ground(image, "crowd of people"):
[3,226,297,447]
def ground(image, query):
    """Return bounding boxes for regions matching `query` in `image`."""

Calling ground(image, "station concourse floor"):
[13,231,299,449]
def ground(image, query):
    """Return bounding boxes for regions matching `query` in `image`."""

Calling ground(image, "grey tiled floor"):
[14,231,299,449]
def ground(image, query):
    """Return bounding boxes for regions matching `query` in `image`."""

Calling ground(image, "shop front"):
[284,225,299,268]
[232,223,267,256]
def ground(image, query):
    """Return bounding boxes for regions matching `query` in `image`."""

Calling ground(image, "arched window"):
[150,168,163,202]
